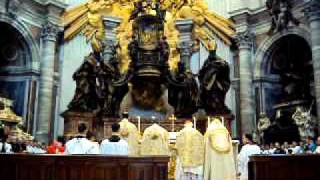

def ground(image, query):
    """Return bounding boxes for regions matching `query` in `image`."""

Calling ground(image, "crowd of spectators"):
[258,136,320,155]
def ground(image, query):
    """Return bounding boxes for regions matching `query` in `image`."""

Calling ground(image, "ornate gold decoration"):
[0,97,22,123]
[63,0,235,71]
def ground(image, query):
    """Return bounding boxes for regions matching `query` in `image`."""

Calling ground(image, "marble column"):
[305,0,320,132]
[236,31,255,134]
[102,16,122,61]
[36,22,59,143]
[176,19,193,70]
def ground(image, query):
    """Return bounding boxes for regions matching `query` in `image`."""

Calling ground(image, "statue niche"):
[266,0,300,34]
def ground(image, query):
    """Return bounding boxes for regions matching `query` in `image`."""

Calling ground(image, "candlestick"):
[193,116,197,129]
[221,116,224,126]
[171,114,175,132]
[137,116,141,134]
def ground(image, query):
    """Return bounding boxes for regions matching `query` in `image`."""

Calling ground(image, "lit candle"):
[207,116,210,129]
[193,116,197,129]
[171,114,175,132]
[221,116,224,126]
[137,116,141,133]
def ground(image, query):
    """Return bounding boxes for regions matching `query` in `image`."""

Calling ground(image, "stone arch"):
[254,27,311,79]
[0,14,40,71]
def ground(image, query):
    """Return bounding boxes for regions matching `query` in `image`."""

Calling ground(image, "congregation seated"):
[26,141,46,154]
[47,136,65,154]
[65,123,100,154]
[100,123,128,155]
[257,135,320,155]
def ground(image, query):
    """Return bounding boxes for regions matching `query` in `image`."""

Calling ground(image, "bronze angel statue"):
[63,0,235,72]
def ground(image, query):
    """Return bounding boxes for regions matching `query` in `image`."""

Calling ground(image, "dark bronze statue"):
[68,53,100,113]
[266,0,299,34]
[198,49,231,115]
[68,46,128,117]
[168,63,199,117]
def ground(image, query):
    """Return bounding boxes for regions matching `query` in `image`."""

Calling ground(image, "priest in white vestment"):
[204,118,237,180]
[175,121,204,180]
[140,123,170,156]
[100,123,128,155]
[119,112,140,155]
[65,123,100,154]
[237,134,261,180]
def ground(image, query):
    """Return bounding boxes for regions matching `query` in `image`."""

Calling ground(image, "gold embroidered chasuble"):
[119,118,140,156]
[204,119,236,180]
[140,123,170,156]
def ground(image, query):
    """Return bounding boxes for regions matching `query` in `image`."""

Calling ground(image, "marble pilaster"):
[176,19,193,70]
[35,22,59,143]
[102,16,122,61]
[305,0,320,132]
[236,31,255,134]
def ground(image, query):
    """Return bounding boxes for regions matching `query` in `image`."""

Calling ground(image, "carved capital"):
[41,22,59,41]
[235,31,254,49]
[304,0,320,22]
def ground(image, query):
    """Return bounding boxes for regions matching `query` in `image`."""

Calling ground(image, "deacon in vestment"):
[175,121,204,180]
[237,134,261,180]
[119,112,140,155]
[140,123,170,156]
[100,123,128,155]
[204,118,236,180]
[65,123,100,154]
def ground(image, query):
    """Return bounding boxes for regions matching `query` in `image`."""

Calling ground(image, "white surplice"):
[0,142,12,153]
[65,137,100,154]
[100,139,128,155]
[237,144,261,180]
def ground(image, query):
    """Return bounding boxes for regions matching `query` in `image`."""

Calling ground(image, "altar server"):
[237,134,261,180]
[204,118,236,180]
[100,123,128,155]
[65,123,100,154]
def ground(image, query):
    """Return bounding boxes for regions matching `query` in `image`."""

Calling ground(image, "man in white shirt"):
[0,128,12,153]
[0,140,12,153]
[238,134,261,180]
[65,123,100,154]
[100,123,128,155]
